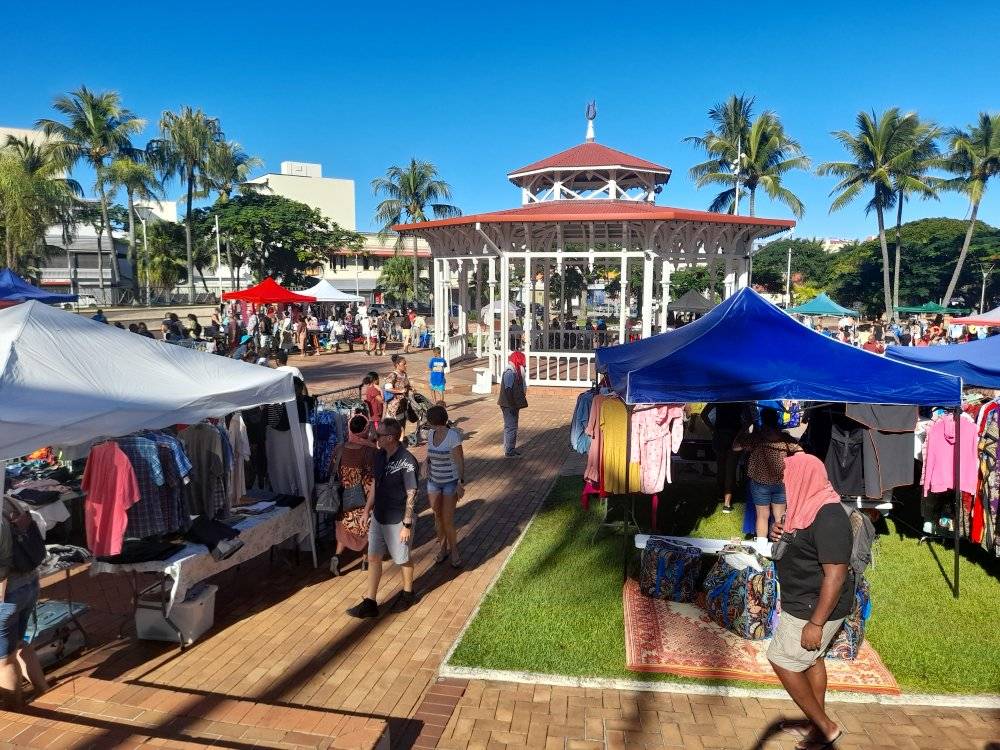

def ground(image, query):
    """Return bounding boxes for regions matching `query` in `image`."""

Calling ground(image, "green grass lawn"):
[449,473,1000,694]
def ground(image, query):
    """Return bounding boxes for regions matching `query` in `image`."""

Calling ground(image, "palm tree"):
[372,159,460,304]
[0,136,81,272]
[37,87,144,291]
[203,140,262,289]
[939,113,1000,306]
[105,149,163,287]
[687,97,808,216]
[152,107,224,303]
[818,109,923,320]
[889,120,942,311]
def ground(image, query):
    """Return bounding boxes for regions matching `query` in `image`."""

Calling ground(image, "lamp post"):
[979,262,996,313]
[134,206,155,306]
[783,230,796,307]
[214,214,223,300]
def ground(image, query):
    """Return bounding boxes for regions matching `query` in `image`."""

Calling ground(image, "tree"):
[688,103,809,217]
[153,106,224,303]
[670,266,723,299]
[378,254,429,303]
[37,87,144,290]
[192,193,364,286]
[939,113,1000,306]
[372,159,460,303]
[0,136,80,272]
[138,220,187,291]
[548,267,588,316]
[202,140,263,288]
[751,238,832,294]
[818,109,924,320]
[889,120,942,311]
[105,149,163,288]
[74,201,129,291]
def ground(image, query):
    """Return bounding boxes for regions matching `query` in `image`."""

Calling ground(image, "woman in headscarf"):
[497,351,528,457]
[329,414,377,576]
[767,452,852,750]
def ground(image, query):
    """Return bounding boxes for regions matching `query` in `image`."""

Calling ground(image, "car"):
[401,301,433,315]
[365,303,392,317]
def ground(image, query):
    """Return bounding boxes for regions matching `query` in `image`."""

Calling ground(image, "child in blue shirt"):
[428,350,447,402]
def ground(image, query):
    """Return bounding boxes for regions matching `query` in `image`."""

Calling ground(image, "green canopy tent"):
[896,302,971,315]
[786,291,858,317]
[670,290,713,314]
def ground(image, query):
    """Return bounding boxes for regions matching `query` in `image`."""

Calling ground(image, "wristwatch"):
[402,521,413,529]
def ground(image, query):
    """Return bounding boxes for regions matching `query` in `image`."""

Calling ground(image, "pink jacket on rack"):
[922,415,978,496]
[629,404,685,493]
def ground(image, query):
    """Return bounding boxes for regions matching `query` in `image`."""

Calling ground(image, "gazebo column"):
[457,259,467,357]
[433,258,443,352]
[619,254,628,344]
[660,260,672,332]
[522,255,532,359]
[542,260,550,335]
[641,253,654,339]
[737,253,750,290]
[488,257,497,361]
[500,254,511,375]
[723,257,737,299]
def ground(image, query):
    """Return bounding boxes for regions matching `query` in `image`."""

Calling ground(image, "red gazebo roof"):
[222,277,317,304]
[393,200,794,232]
[508,142,671,178]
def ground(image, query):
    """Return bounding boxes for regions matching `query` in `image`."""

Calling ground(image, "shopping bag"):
[639,538,701,602]
[702,544,778,640]
[827,575,872,660]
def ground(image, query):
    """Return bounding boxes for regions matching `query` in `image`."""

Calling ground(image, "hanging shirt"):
[179,423,227,518]
[227,413,251,506]
[584,394,608,485]
[571,391,594,454]
[629,404,685,493]
[116,436,168,539]
[600,398,641,494]
[82,442,141,556]
[922,415,978,496]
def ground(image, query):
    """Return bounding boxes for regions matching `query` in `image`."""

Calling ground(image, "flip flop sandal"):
[795,730,843,750]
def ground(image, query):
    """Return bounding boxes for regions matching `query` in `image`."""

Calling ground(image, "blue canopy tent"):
[885,337,1000,389]
[596,288,969,594]
[0,269,77,305]
[596,288,961,406]
[786,291,858,318]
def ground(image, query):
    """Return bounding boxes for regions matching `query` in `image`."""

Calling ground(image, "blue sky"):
[3,1,998,238]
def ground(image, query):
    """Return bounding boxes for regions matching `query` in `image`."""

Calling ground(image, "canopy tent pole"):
[618,255,628,344]
[286,399,318,568]
[622,403,634,583]
[660,260,671,332]
[953,407,961,598]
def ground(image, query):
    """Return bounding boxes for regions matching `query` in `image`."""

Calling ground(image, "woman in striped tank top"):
[424,404,465,568]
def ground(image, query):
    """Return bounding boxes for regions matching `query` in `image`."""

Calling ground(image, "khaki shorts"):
[767,613,845,672]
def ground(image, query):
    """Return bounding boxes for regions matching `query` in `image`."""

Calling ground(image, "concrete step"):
[3,675,389,749]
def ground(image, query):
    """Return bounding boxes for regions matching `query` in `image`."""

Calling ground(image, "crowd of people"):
[800,313,999,353]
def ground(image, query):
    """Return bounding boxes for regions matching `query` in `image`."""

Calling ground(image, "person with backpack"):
[498,351,528,457]
[257,307,275,353]
[767,452,852,750]
[0,497,50,708]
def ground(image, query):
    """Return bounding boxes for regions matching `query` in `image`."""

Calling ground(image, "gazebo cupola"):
[507,109,671,204]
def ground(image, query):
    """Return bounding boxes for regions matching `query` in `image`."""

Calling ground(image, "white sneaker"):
[329,555,340,576]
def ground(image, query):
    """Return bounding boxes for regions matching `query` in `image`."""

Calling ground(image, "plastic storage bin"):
[135,583,217,646]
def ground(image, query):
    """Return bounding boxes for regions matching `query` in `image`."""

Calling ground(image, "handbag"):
[3,498,46,573]
[702,544,779,640]
[315,450,343,514]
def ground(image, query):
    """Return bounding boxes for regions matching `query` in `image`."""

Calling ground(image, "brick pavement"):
[1,345,998,749]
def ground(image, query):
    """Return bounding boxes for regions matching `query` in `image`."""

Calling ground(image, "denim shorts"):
[0,578,39,657]
[427,479,459,496]
[748,479,786,507]
[368,517,410,565]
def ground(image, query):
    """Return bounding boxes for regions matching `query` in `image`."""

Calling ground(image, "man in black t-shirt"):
[768,452,852,748]
[347,418,419,618]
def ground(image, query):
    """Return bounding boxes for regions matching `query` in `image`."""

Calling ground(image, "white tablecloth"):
[90,503,311,614]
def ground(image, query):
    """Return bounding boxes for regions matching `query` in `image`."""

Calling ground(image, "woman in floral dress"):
[329,414,377,576]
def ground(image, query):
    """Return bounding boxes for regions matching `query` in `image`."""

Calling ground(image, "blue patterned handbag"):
[827,575,871,660]
[639,538,701,603]
[702,544,779,640]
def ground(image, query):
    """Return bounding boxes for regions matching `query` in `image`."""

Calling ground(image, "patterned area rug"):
[623,579,900,695]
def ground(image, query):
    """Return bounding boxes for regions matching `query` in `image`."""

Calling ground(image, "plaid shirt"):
[144,432,193,533]
[117,436,167,539]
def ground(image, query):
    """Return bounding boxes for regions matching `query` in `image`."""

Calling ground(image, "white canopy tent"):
[0,301,316,563]
[298,278,363,303]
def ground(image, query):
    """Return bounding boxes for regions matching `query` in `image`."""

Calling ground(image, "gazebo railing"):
[525,351,596,388]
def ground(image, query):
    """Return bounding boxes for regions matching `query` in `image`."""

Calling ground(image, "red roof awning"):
[222,277,317,304]
[508,142,671,178]
[393,200,795,232]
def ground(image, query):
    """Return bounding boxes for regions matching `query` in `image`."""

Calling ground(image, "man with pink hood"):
[497,351,528,457]
[767,452,852,749]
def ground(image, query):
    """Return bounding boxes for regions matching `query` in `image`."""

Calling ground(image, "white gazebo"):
[395,114,795,386]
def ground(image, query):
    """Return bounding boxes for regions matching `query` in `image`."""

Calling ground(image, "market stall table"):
[634,534,772,558]
[90,502,312,647]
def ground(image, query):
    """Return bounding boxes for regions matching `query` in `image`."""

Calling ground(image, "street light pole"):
[140,216,150,307]
[980,263,995,313]
[785,244,793,307]
[214,214,223,300]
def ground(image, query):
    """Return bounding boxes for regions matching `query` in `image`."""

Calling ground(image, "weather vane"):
[585,100,597,142]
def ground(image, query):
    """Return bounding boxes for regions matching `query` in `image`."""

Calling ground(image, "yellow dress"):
[601,398,642,494]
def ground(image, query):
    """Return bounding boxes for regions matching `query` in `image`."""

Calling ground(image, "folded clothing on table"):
[185,516,244,561]
[96,540,187,564]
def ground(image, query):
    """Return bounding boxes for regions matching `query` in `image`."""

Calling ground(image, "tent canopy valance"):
[297,278,363,303]
[222,277,316,304]
[0,301,297,461]
[0,268,77,305]
[948,305,1000,327]
[885,336,1000,388]
[669,290,713,314]
[895,302,969,315]
[595,288,962,406]
[786,291,858,317]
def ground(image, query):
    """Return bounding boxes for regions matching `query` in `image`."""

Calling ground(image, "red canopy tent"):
[222,277,316,304]
[948,304,1000,327]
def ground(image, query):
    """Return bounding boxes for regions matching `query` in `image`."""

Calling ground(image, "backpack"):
[841,504,877,577]
[259,315,274,336]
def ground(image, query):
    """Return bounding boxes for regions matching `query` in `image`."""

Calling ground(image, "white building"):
[246,161,356,230]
